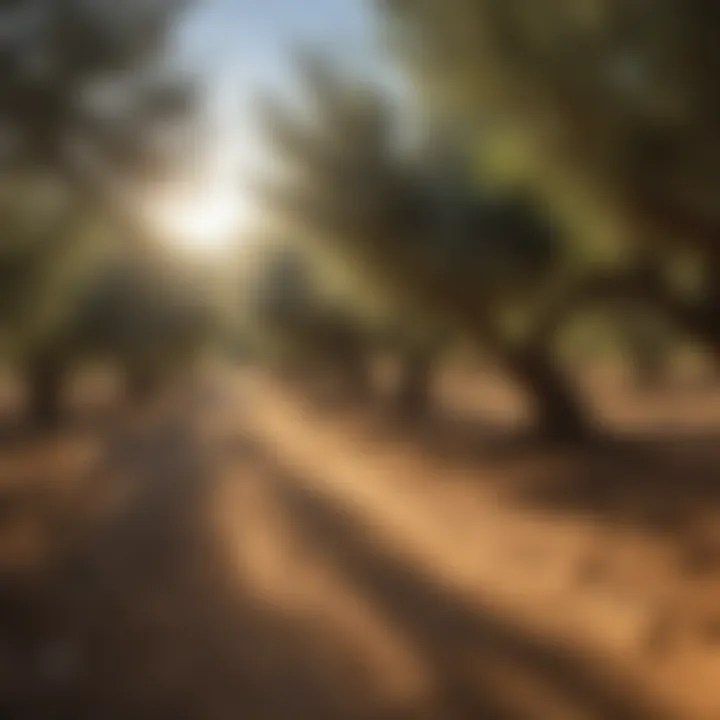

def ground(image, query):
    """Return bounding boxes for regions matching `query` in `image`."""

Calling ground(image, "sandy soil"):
[0,368,719,719]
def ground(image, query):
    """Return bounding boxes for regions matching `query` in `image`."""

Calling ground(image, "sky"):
[171,0,380,212]
[179,0,377,118]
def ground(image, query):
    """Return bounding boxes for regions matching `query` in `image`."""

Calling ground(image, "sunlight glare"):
[158,186,246,255]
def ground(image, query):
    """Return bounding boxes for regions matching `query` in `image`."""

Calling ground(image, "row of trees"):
[0,173,218,428]
[381,0,720,356]
[254,0,720,439]
[2,0,716,439]
[0,1,220,430]
[257,59,591,436]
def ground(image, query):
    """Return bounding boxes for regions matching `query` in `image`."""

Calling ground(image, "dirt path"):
[241,374,720,719]
[0,374,718,718]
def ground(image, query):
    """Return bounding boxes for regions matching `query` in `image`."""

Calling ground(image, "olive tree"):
[258,58,589,437]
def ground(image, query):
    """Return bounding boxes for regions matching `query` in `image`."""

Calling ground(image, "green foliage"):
[249,245,371,373]
[0,1,205,394]
[67,246,219,376]
[0,177,218,390]
[0,175,97,359]
[382,0,720,257]
[258,57,568,348]
[0,0,192,180]
[258,54,601,435]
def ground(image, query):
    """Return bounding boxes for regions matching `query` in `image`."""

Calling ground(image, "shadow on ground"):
[0,391,671,720]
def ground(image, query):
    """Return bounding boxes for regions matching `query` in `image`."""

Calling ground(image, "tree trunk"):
[463,299,593,441]
[694,317,720,382]
[503,346,592,441]
[26,354,65,431]
[326,323,372,402]
[628,333,668,389]
[338,351,372,401]
[701,263,720,372]
[394,347,435,418]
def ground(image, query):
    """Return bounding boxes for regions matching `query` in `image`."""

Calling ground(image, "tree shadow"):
[0,410,394,719]
[244,445,668,720]
[518,431,720,539]
[371,408,548,461]
[380,405,720,575]
[315,376,720,551]
[0,393,676,720]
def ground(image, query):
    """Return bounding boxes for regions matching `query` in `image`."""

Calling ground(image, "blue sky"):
[180,0,377,108]
[168,0,384,230]
[174,1,382,179]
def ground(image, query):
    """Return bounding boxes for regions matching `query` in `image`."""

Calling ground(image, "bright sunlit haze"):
[152,181,248,255]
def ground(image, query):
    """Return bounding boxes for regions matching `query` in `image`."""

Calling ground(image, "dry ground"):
[0,366,719,719]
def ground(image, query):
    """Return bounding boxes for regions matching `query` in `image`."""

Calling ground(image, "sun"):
[154,184,247,256]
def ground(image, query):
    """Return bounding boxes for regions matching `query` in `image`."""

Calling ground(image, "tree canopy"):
[382,0,720,258]
[0,0,193,188]
[377,0,720,379]
[259,58,592,436]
